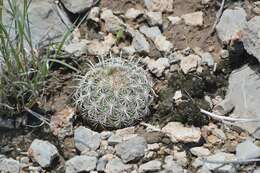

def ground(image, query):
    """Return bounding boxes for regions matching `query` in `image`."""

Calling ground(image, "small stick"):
[203,158,260,164]
[209,0,226,36]
[200,109,260,123]
[24,107,50,126]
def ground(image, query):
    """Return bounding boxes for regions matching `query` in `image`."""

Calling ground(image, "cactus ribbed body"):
[74,57,154,128]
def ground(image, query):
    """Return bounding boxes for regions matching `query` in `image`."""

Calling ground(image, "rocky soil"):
[1,0,260,173]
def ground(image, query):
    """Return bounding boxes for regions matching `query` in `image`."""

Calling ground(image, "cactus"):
[74,57,154,128]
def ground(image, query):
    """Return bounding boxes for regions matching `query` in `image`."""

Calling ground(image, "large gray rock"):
[146,11,163,26]
[236,140,260,160]
[28,139,59,168]
[0,156,20,173]
[202,152,236,173]
[61,0,98,13]
[115,136,147,163]
[216,8,247,43]
[105,157,133,173]
[74,126,101,152]
[217,65,260,138]
[65,156,97,173]
[242,16,260,62]
[3,0,70,47]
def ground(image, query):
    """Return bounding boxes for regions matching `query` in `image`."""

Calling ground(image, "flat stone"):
[162,122,201,143]
[190,147,211,157]
[181,11,203,26]
[125,8,143,19]
[0,156,20,173]
[127,26,150,53]
[108,135,123,146]
[180,54,201,74]
[28,139,59,168]
[202,152,236,173]
[220,66,260,137]
[163,156,184,173]
[154,35,173,52]
[144,57,170,77]
[236,140,260,160]
[65,156,97,173]
[101,9,125,34]
[105,157,133,173]
[74,126,101,152]
[87,7,100,22]
[146,11,163,26]
[144,0,174,12]
[242,16,260,62]
[200,52,215,67]
[139,160,162,172]
[61,0,97,13]
[115,136,147,163]
[216,8,247,43]
[168,16,182,25]
[139,25,162,41]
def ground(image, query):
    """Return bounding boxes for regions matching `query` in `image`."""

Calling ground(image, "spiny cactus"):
[74,57,154,128]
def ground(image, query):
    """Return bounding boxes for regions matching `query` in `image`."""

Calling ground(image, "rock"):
[202,152,236,173]
[144,57,170,77]
[202,0,211,5]
[162,122,201,143]
[28,139,59,168]
[0,156,20,173]
[154,35,173,52]
[87,7,100,22]
[105,157,133,173]
[3,0,70,47]
[181,11,203,26]
[190,147,211,157]
[121,46,136,55]
[100,131,113,140]
[200,52,214,67]
[242,16,260,62]
[168,16,182,25]
[61,0,97,13]
[74,126,101,152]
[192,158,203,169]
[115,136,147,163]
[163,156,184,173]
[139,25,162,41]
[236,140,260,160]
[139,160,162,172]
[87,33,115,56]
[144,0,174,12]
[180,54,201,74]
[108,135,123,146]
[173,90,182,102]
[146,11,163,26]
[97,155,109,172]
[101,9,125,34]
[147,143,160,151]
[220,65,260,138]
[216,8,247,43]
[125,8,143,19]
[127,26,150,53]
[65,156,97,173]
[173,150,188,167]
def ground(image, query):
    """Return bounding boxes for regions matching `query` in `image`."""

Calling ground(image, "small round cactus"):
[74,57,154,128]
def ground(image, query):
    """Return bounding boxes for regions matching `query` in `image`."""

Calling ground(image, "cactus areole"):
[74,57,154,129]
